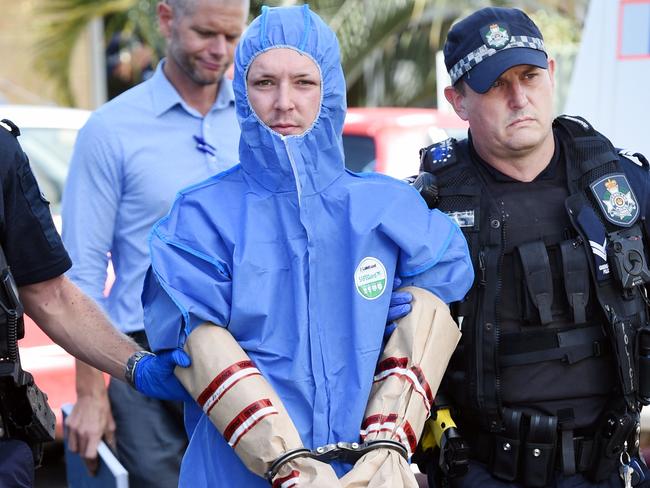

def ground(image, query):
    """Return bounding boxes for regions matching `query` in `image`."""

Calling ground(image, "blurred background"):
[0,0,586,111]
[2,0,649,485]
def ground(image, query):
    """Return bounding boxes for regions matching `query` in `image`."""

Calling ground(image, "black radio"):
[607,227,650,289]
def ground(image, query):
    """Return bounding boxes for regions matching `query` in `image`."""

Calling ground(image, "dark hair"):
[453,79,466,96]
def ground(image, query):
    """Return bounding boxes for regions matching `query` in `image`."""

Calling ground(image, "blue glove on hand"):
[134,349,193,402]
[385,277,413,339]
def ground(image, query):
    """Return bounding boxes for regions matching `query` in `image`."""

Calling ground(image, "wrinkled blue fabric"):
[143,5,473,486]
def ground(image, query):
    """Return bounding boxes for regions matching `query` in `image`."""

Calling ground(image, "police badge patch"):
[590,174,639,227]
[481,23,511,50]
[428,139,454,164]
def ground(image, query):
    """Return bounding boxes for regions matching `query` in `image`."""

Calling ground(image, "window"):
[18,128,77,212]
[343,135,376,173]
[619,0,650,60]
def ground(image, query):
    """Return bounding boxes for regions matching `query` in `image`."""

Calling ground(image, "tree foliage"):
[34,0,587,107]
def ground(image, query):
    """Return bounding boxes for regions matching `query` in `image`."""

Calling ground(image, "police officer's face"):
[159,0,247,86]
[247,48,322,136]
[447,61,556,163]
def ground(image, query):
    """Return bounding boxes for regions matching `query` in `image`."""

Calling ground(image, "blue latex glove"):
[385,277,413,339]
[134,349,193,402]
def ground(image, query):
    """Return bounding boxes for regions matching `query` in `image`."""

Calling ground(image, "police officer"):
[0,120,189,487]
[415,7,650,488]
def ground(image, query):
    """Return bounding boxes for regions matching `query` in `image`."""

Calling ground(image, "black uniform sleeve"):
[0,126,71,286]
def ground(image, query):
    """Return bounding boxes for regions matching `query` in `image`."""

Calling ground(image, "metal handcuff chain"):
[265,439,408,483]
[265,448,315,482]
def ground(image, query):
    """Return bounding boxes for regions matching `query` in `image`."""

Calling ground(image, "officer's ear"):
[547,58,556,89]
[444,84,468,121]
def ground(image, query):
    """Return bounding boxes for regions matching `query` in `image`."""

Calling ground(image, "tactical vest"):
[419,116,650,484]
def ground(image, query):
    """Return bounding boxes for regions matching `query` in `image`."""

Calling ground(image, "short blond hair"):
[165,0,250,17]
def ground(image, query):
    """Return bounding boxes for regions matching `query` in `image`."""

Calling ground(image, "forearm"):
[75,359,109,397]
[176,323,302,474]
[20,275,138,379]
[67,360,115,468]
[177,323,340,486]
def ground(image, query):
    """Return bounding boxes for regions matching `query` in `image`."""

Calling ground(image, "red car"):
[343,107,468,179]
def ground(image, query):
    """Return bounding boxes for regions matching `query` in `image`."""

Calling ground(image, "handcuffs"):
[265,439,408,482]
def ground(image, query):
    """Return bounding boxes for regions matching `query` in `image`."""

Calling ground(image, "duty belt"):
[467,403,643,487]
[470,428,594,475]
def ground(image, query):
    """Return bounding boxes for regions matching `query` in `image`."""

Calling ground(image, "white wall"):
[565,0,650,156]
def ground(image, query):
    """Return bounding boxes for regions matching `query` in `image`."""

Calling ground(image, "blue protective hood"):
[233,5,346,196]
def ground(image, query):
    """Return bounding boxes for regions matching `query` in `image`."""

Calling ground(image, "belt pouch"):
[522,413,557,487]
[588,408,635,482]
[490,408,522,482]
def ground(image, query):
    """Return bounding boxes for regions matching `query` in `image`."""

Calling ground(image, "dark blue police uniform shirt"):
[0,124,71,286]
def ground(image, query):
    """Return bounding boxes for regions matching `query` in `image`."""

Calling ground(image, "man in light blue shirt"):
[61,0,249,485]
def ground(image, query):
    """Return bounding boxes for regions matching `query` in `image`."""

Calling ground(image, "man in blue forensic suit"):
[61,0,249,485]
[413,7,650,488]
[141,5,474,486]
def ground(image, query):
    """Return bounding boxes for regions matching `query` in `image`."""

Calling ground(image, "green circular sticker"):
[355,257,387,300]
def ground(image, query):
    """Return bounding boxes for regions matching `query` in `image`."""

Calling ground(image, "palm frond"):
[32,0,587,108]
[34,0,136,105]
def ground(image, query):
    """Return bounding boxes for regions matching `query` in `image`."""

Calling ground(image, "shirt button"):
[490,219,500,229]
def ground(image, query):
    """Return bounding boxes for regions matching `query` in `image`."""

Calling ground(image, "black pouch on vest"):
[559,240,590,325]
[490,408,523,482]
[522,414,558,487]
[517,241,554,325]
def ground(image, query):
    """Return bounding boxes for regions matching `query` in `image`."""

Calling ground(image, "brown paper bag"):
[176,323,341,487]
[340,287,461,488]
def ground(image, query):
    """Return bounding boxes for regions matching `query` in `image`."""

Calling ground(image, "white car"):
[2,104,90,213]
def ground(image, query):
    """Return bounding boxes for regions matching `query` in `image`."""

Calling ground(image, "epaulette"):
[555,115,593,136]
[618,149,649,169]
[0,119,20,137]
[419,138,457,173]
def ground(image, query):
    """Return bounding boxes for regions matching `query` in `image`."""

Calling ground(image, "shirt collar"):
[151,59,236,117]
[214,74,235,110]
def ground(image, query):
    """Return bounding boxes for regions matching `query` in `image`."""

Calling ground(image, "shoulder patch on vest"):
[619,149,649,169]
[590,173,639,227]
[419,138,457,172]
[0,119,20,137]
[557,115,592,132]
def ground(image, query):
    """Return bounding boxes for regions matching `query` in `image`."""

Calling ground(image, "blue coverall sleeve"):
[143,194,233,352]
[380,184,474,304]
[402,222,474,303]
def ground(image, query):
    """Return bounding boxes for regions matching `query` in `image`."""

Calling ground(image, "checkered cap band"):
[449,36,546,84]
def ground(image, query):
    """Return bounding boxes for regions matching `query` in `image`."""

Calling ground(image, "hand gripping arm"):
[174,323,341,487]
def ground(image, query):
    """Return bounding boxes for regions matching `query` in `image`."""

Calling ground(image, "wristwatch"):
[124,350,154,387]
